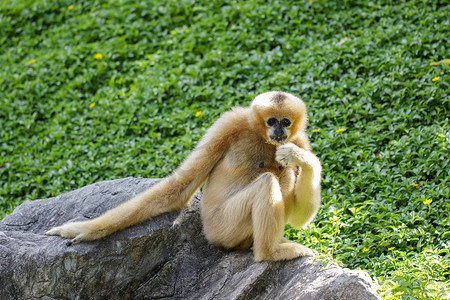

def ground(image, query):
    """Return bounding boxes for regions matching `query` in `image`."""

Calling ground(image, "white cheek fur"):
[285,128,291,139]
[266,127,275,139]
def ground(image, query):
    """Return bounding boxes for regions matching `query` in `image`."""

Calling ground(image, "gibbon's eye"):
[266,118,277,126]
[281,118,291,127]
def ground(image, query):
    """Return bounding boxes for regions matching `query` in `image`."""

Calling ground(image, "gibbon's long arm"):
[46,109,241,242]
[275,142,322,228]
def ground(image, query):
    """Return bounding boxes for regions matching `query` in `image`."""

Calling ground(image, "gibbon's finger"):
[275,147,288,165]
[46,223,85,239]
[45,225,73,238]
[69,234,86,245]
[278,158,290,167]
[47,225,94,244]
[275,143,296,166]
[299,245,315,257]
[275,154,289,166]
[45,226,62,236]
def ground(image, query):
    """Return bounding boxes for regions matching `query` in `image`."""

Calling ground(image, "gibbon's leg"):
[250,173,314,261]
[276,143,322,228]
[206,172,313,261]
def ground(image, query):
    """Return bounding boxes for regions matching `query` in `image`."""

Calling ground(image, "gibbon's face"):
[250,91,307,145]
[265,116,292,144]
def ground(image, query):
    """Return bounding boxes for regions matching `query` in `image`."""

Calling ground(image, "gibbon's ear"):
[249,91,308,142]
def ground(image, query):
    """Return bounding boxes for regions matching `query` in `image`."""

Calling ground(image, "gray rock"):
[0,178,380,300]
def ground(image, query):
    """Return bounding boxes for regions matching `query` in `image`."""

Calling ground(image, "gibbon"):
[46,91,322,261]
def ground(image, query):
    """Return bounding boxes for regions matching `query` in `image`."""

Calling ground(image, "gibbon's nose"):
[271,135,287,143]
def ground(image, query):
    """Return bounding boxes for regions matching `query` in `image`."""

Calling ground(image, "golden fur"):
[47,91,322,261]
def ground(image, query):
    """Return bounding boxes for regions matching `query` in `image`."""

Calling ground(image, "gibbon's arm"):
[46,109,242,242]
[276,140,322,229]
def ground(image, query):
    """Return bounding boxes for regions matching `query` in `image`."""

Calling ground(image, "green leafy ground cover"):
[1,0,449,298]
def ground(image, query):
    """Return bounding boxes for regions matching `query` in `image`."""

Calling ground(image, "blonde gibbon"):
[46,91,322,261]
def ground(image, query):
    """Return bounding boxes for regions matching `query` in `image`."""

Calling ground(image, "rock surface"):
[0,177,380,300]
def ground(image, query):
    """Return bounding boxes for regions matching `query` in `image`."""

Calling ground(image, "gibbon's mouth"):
[270,135,287,143]
[267,136,288,146]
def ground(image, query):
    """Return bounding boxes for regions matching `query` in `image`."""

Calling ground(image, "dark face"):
[266,117,292,144]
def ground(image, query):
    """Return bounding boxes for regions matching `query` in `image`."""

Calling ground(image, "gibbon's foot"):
[46,221,101,243]
[255,242,314,262]
[276,143,320,170]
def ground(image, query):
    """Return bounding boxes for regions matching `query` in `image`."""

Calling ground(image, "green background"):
[1,0,449,298]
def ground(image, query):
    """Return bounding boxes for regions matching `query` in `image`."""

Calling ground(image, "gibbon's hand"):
[276,143,320,171]
[46,221,99,244]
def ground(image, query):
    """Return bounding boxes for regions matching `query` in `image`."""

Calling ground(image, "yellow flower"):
[388,247,395,251]
[393,291,405,296]
[89,102,95,108]
[28,59,36,64]
[94,53,103,60]
[423,198,432,205]
[349,97,353,100]
[312,129,321,133]
[195,111,202,117]
[362,248,369,253]
[430,59,450,66]
[68,5,74,10]
[412,183,421,188]
[432,77,439,82]
[336,128,346,133]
